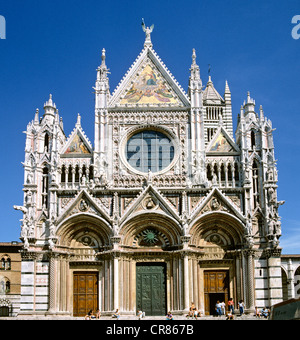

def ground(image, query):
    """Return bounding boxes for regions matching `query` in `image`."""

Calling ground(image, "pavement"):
[1,313,267,321]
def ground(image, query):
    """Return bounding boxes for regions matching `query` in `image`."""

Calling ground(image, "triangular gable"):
[120,184,180,226]
[109,47,190,108]
[190,187,245,223]
[57,190,111,225]
[60,120,92,157]
[207,126,239,153]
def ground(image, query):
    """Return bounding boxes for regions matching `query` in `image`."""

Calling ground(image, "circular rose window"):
[125,130,175,173]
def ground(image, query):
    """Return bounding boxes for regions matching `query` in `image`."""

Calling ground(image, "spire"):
[259,105,264,121]
[34,108,39,125]
[101,48,106,68]
[97,48,109,81]
[225,80,231,94]
[224,80,231,103]
[190,48,201,81]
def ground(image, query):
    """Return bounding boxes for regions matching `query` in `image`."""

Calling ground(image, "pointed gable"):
[64,132,91,155]
[190,187,245,224]
[57,189,111,225]
[120,184,181,226]
[109,47,190,108]
[207,126,239,154]
[60,114,92,157]
[120,63,179,105]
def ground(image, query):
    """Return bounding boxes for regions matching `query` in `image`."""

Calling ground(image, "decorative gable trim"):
[119,184,181,226]
[109,47,190,108]
[189,187,245,224]
[206,126,240,154]
[60,115,93,157]
[57,189,111,225]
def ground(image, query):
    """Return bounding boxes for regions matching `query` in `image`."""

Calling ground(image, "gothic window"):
[213,164,218,178]
[68,165,72,183]
[75,165,80,183]
[206,164,213,181]
[258,218,264,236]
[0,278,10,294]
[44,133,50,152]
[0,256,11,270]
[42,167,49,209]
[252,161,259,207]
[228,164,233,182]
[82,165,87,179]
[89,166,94,181]
[234,163,239,182]
[220,164,226,182]
[251,130,256,149]
[61,165,66,183]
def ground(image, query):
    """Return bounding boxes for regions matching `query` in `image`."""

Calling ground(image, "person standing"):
[215,301,222,316]
[220,301,226,315]
[238,300,245,317]
[228,298,234,314]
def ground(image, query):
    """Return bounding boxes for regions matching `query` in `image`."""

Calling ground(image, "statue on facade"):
[142,19,154,47]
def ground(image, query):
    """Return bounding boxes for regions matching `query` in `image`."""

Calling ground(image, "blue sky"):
[0,0,299,253]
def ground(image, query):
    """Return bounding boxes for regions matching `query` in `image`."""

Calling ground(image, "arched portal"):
[52,214,112,317]
[118,212,182,316]
[189,212,245,315]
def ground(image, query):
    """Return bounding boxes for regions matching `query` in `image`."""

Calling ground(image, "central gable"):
[120,63,178,105]
[109,47,190,108]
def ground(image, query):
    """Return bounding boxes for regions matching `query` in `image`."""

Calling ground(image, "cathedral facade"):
[14,26,284,317]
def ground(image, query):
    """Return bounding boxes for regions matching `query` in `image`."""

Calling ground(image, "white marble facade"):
[14,24,288,316]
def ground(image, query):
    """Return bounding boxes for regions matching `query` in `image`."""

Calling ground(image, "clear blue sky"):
[0,0,299,253]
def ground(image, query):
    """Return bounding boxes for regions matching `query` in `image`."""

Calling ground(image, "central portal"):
[136,263,166,316]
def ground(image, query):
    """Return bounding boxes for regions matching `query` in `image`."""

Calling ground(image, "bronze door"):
[136,263,166,316]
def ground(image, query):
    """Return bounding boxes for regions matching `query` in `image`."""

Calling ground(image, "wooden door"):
[136,263,166,316]
[204,271,229,315]
[73,272,98,317]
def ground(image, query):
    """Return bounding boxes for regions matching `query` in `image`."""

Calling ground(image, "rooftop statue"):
[142,18,154,47]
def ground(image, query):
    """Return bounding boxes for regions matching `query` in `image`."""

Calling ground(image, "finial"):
[101,48,106,67]
[192,48,197,65]
[76,113,81,127]
[259,105,264,120]
[142,19,154,47]
[34,108,39,124]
